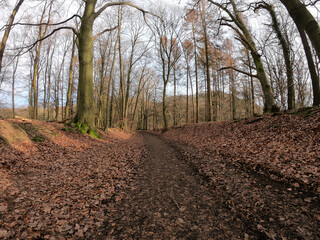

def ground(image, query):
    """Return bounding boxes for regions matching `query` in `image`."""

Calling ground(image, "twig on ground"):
[169,194,180,210]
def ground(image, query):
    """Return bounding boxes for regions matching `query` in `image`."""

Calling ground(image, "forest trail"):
[1,118,320,239]
[96,132,320,239]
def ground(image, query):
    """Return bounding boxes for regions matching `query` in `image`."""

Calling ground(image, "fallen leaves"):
[160,112,320,238]
[162,112,320,194]
[0,120,147,239]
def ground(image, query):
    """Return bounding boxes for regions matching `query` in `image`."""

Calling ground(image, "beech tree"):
[152,5,184,129]
[200,0,213,121]
[30,0,54,119]
[255,2,295,110]
[73,1,155,134]
[279,0,320,62]
[0,0,24,73]
[280,0,320,106]
[2,0,320,128]
[296,22,320,106]
[185,9,200,123]
[208,0,278,112]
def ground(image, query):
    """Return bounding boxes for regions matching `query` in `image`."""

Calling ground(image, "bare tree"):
[279,0,320,62]
[255,2,295,110]
[208,0,278,112]
[30,0,54,119]
[152,5,184,129]
[0,0,24,73]
[74,0,155,133]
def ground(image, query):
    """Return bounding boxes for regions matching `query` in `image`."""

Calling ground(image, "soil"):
[1,114,320,239]
[95,132,320,239]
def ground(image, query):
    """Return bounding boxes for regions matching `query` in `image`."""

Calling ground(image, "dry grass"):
[0,120,31,146]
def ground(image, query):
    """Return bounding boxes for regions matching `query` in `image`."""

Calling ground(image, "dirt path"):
[96,132,320,239]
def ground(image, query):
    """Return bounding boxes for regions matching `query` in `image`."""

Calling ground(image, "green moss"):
[74,122,81,130]
[73,121,100,139]
[74,122,89,134]
[80,123,89,134]
[89,129,101,139]
[62,127,73,133]
[31,135,45,142]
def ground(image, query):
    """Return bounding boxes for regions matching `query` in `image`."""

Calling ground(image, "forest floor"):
[1,108,320,239]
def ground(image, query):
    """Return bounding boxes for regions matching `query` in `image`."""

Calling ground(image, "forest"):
[0,0,318,131]
[0,0,320,239]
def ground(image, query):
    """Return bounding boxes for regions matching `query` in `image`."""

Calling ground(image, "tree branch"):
[0,14,81,31]
[18,27,78,53]
[94,2,161,37]
[94,2,159,19]
[218,66,257,78]
[207,0,238,24]
[92,25,118,41]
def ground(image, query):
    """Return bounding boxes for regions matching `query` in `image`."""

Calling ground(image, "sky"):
[0,0,189,108]
[1,0,320,108]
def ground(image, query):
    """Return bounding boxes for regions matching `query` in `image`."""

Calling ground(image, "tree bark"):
[12,56,20,118]
[208,0,277,112]
[117,8,126,129]
[65,37,76,119]
[173,62,177,126]
[201,0,212,121]
[257,3,295,110]
[280,0,320,62]
[192,22,199,123]
[105,32,119,129]
[294,19,320,106]
[74,0,96,132]
[0,0,24,73]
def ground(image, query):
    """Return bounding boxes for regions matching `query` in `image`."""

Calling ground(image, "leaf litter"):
[1,110,320,239]
[0,120,147,239]
[161,111,320,239]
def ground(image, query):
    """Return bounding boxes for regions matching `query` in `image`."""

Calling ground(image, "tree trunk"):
[280,0,320,62]
[109,78,115,128]
[186,65,189,123]
[163,81,168,130]
[245,49,255,115]
[74,1,96,132]
[295,19,320,106]
[230,72,236,120]
[131,69,146,129]
[31,42,41,119]
[117,8,126,129]
[257,3,295,110]
[105,38,118,129]
[251,52,276,112]
[201,0,212,121]
[192,22,199,123]
[12,56,20,118]
[231,0,276,112]
[153,87,157,130]
[31,0,53,119]
[209,0,277,112]
[0,0,24,73]
[66,37,76,119]
[105,39,118,130]
[173,63,177,126]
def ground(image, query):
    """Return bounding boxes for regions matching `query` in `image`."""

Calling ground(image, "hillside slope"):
[0,119,147,239]
[162,108,320,195]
